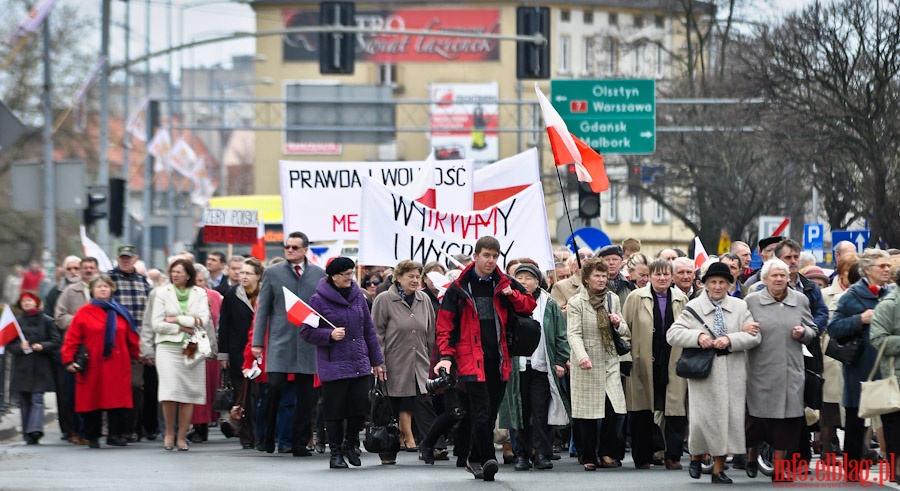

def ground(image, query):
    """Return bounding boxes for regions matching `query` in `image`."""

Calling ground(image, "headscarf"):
[90,298,138,357]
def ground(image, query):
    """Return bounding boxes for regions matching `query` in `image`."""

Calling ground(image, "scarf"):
[90,298,137,357]
[709,294,728,337]
[245,286,259,308]
[396,283,415,307]
[587,288,615,356]
[22,307,41,316]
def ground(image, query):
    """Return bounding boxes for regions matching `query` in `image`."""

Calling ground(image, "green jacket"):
[498,290,571,430]
[870,288,900,383]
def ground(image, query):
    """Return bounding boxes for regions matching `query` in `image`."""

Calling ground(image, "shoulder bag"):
[364,378,401,454]
[213,370,235,411]
[859,341,900,418]
[608,292,630,356]
[674,306,718,380]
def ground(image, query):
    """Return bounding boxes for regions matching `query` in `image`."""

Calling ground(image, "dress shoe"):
[145,432,159,441]
[188,431,203,444]
[420,445,435,465]
[635,463,651,470]
[88,439,100,449]
[746,461,759,478]
[598,459,619,469]
[256,442,266,452]
[292,447,312,457]
[106,435,127,447]
[466,461,485,479]
[242,444,254,450]
[219,421,234,439]
[665,458,683,470]
[549,453,561,460]
[533,455,553,470]
[652,457,665,466]
[482,459,499,481]
[27,431,43,444]
[731,454,748,470]
[712,471,733,484]
[514,456,530,471]
[433,449,449,461]
[689,460,702,479]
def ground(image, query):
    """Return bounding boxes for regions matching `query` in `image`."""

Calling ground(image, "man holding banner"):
[252,231,326,456]
[434,236,537,482]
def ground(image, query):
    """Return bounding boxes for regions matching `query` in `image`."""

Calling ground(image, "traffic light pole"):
[97,0,111,251]
[42,16,56,265]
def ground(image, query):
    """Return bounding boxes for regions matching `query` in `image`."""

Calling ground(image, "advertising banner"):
[430,82,499,167]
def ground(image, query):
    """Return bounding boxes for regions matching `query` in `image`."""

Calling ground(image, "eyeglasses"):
[364,280,381,287]
[284,245,305,251]
[239,271,258,276]
[336,271,354,278]
[874,264,892,269]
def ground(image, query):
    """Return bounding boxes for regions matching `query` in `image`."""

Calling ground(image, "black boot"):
[343,437,362,467]
[330,448,348,469]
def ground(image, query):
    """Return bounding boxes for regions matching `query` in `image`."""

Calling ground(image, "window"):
[377,64,397,86]
[653,199,666,223]
[607,38,618,75]
[583,37,594,74]
[561,9,570,22]
[634,44,644,76]
[655,15,665,29]
[631,192,643,223]
[656,44,666,77]
[559,36,571,74]
[634,15,643,28]
[609,12,617,26]
[606,183,619,223]
[583,10,593,24]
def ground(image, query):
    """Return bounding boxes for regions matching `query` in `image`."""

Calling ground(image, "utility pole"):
[141,0,152,260]
[166,0,176,252]
[98,0,111,251]
[42,14,55,266]
[122,0,132,242]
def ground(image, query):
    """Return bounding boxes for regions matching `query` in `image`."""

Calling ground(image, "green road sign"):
[551,79,656,154]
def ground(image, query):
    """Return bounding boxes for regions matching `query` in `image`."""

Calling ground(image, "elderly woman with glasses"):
[828,249,894,477]
[745,258,817,481]
[299,257,386,469]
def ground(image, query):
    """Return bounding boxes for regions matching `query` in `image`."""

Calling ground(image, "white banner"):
[279,159,474,241]
[358,179,554,271]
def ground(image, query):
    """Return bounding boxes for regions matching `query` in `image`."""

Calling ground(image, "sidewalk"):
[0,393,59,443]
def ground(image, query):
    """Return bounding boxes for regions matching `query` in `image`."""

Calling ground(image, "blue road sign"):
[804,223,825,262]
[566,227,612,253]
[832,230,871,255]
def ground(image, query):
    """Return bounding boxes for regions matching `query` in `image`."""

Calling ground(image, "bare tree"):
[739,0,900,245]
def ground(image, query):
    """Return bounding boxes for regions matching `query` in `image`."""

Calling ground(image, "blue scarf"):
[91,299,138,357]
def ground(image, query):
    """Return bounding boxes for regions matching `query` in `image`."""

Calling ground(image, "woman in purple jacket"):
[299,257,386,470]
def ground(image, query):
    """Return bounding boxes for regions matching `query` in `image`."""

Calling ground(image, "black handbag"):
[804,369,824,410]
[674,306,721,380]
[73,345,89,373]
[607,292,630,356]
[363,379,400,455]
[825,335,864,366]
[213,370,235,411]
[506,313,542,357]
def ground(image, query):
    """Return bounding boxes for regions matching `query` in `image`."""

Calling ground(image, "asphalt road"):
[0,422,896,491]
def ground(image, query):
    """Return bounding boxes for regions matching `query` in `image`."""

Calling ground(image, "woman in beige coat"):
[372,260,440,464]
[744,259,817,480]
[622,258,689,470]
[667,262,761,484]
[151,259,214,451]
[567,258,628,471]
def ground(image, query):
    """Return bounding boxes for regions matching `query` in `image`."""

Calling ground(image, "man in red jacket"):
[435,236,537,482]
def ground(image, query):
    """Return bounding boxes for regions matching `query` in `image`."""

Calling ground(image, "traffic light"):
[628,164,643,191]
[83,186,108,228]
[578,181,601,219]
[566,163,578,192]
[108,178,125,237]
[516,6,550,79]
[319,1,355,75]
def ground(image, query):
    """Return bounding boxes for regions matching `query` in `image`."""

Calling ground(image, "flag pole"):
[554,166,583,271]
[0,37,28,72]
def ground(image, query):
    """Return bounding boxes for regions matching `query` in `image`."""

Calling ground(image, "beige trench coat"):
[551,274,583,309]
[566,286,628,419]
[621,286,689,416]
[744,288,817,419]
[667,293,761,456]
[372,287,435,397]
[820,283,847,404]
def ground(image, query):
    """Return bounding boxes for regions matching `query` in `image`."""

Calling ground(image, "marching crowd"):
[5,233,900,484]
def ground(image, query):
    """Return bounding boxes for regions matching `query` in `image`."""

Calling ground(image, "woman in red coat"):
[62,274,141,449]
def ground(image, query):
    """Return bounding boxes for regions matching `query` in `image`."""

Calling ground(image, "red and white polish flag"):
[283,286,320,328]
[693,237,710,271]
[535,84,610,193]
[0,304,27,354]
[426,271,452,301]
[404,150,436,207]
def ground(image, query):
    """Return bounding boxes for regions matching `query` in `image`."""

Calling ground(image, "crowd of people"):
[4,233,900,485]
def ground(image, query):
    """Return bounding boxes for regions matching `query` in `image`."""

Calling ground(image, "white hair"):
[672,257,694,271]
[62,255,81,267]
[193,263,210,282]
[799,251,816,268]
[761,258,790,280]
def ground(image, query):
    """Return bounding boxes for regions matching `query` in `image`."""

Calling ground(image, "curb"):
[0,409,59,443]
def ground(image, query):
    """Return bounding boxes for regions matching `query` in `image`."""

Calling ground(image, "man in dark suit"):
[252,231,325,456]
[214,255,244,296]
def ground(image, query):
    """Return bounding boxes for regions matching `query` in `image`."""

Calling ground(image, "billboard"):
[282,8,501,63]
[429,82,499,167]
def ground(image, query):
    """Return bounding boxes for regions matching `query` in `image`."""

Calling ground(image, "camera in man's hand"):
[425,367,456,395]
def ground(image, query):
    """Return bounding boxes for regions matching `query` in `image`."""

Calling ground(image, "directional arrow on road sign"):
[832,230,871,254]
